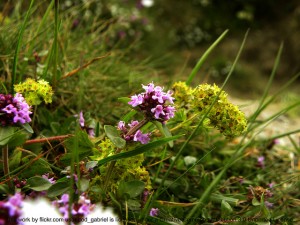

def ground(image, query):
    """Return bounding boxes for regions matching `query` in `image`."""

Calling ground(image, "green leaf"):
[47,181,71,198]
[20,158,52,178]
[64,130,94,156]
[0,184,9,194]
[122,109,137,123]
[97,135,182,167]
[210,193,239,206]
[127,199,141,210]
[27,176,52,191]
[221,200,233,217]
[78,178,89,192]
[118,180,145,199]
[7,132,27,148]
[104,125,126,148]
[252,197,261,206]
[21,123,34,133]
[118,97,131,104]
[50,122,60,134]
[255,222,270,225]
[0,126,16,146]
[153,121,173,147]
[86,161,98,170]
[9,149,22,170]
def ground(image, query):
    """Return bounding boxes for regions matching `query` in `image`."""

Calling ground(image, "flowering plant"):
[0,93,32,126]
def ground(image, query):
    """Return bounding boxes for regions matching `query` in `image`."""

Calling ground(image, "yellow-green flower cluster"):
[14,78,53,105]
[172,81,193,108]
[89,138,152,195]
[172,82,247,138]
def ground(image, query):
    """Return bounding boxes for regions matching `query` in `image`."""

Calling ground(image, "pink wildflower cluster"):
[0,193,23,225]
[0,93,32,126]
[128,82,175,123]
[118,120,151,144]
[52,194,94,225]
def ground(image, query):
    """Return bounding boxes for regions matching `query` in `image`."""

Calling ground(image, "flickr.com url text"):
[16,216,294,224]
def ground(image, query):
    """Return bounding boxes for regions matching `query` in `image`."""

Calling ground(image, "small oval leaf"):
[21,123,34,133]
[0,126,16,146]
[104,125,126,148]
[27,176,52,191]
[47,181,71,198]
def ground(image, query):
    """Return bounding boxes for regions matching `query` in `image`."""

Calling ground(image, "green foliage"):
[0,2,299,225]
[27,176,52,191]
[104,125,126,148]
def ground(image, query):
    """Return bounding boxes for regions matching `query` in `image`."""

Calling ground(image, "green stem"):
[2,145,13,190]
[126,118,148,136]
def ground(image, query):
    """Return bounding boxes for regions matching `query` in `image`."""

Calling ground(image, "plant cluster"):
[0,1,299,225]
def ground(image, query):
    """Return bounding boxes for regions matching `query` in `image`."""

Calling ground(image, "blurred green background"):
[1,0,300,113]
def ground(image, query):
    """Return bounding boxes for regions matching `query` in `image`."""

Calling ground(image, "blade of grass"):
[182,31,249,224]
[248,43,284,124]
[247,71,300,133]
[28,0,54,55]
[155,29,249,198]
[52,0,59,87]
[186,29,228,85]
[96,135,182,167]
[249,100,300,132]
[11,0,35,93]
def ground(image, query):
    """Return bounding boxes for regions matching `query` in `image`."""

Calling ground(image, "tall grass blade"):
[52,0,59,86]
[28,0,54,55]
[248,43,284,124]
[11,0,35,93]
[186,29,228,85]
[183,31,249,224]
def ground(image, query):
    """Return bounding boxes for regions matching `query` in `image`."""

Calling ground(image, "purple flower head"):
[1,93,32,126]
[151,105,165,119]
[128,94,144,107]
[88,128,95,137]
[57,194,69,204]
[13,177,27,189]
[118,30,126,39]
[128,120,139,128]
[256,156,265,168]
[42,173,56,184]
[264,201,274,209]
[149,208,159,217]
[53,194,94,223]
[268,182,275,189]
[76,111,95,137]
[118,121,126,131]
[265,189,273,198]
[142,82,155,93]
[79,111,85,127]
[0,192,23,225]
[134,130,150,144]
[273,139,280,145]
[129,82,175,122]
[117,120,151,144]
